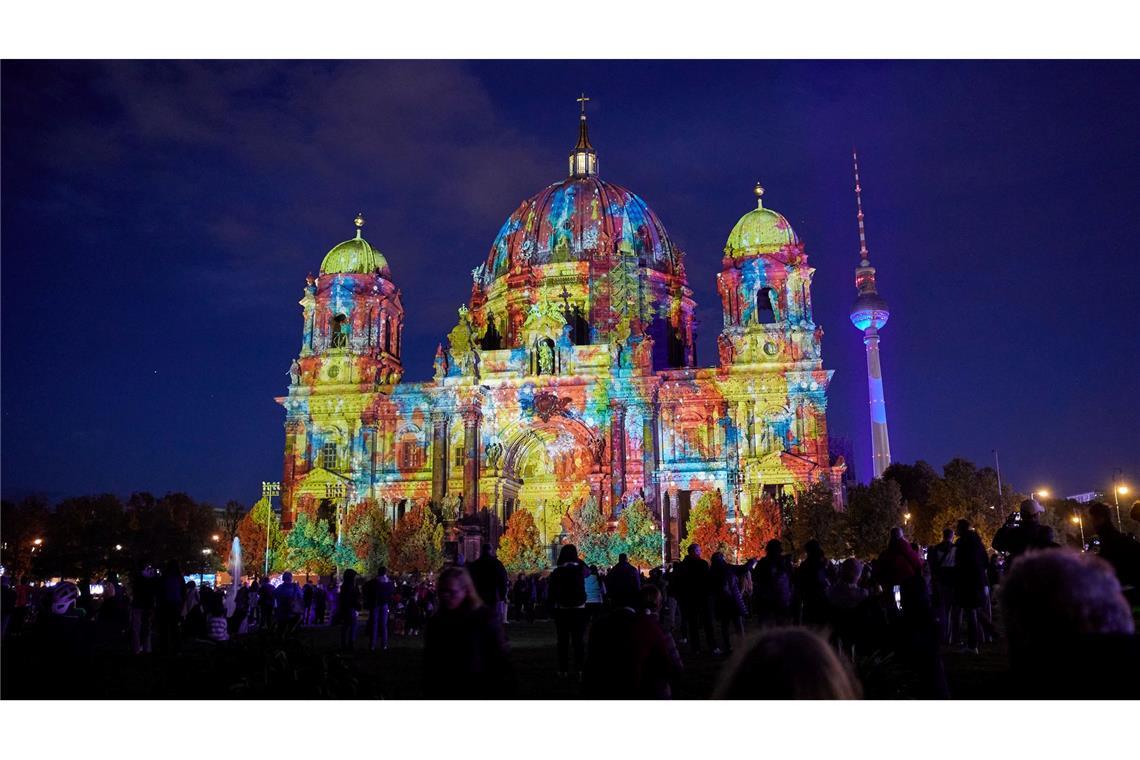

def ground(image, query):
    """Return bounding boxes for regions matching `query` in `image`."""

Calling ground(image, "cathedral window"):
[331,314,350,348]
[481,313,503,350]
[383,318,391,354]
[756,287,777,324]
[321,442,338,471]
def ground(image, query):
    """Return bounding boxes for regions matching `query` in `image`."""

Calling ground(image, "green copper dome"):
[320,214,391,277]
[724,184,800,259]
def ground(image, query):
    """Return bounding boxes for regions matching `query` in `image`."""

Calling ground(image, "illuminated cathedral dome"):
[724,183,800,259]
[320,214,391,277]
[483,175,679,281]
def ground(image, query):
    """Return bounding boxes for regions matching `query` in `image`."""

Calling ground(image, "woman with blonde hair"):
[423,566,514,697]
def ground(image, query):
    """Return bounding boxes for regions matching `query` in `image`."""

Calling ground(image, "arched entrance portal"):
[500,419,597,545]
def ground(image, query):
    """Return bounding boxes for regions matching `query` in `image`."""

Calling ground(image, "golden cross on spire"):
[577,93,590,118]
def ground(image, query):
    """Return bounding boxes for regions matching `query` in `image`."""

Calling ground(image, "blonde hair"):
[438,566,484,612]
[714,627,862,699]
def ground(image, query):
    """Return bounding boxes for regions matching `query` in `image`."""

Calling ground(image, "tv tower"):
[848,151,892,479]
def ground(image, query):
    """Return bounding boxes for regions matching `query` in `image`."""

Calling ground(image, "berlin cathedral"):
[277,103,846,561]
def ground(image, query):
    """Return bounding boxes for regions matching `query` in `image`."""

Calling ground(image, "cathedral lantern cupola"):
[568,93,598,178]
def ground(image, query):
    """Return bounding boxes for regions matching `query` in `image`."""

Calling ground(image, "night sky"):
[2,60,1137,506]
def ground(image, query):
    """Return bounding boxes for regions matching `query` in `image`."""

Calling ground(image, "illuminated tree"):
[285,512,353,577]
[684,490,734,558]
[343,500,392,576]
[566,497,614,567]
[389,502,445,575]
[497,509,548,574]
[785,484,847,559]
[741,497,782,559]
[237,497,288,574]
[614,498,663,569]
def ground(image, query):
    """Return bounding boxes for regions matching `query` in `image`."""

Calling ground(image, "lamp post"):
[325,482,347,579]
[1070,513,1086,551]
[1111,469,1128,529]
[261,481,281,576]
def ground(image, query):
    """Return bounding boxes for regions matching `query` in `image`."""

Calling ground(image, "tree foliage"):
[566,497,614,567]
[846,478,904,559]
[614,498,664,569]
[684,490,734,559]
[285,512,355,578]
[389,502,445,575]
[741,497,783,559]
[237,497,288,574]
[343,500,392,576]
[785,484,848,559]
[497,509,548,574]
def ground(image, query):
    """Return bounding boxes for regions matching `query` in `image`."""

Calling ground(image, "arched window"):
[481,313,502,350]
[756,287,777,324]
[331,314,350,348]
[570,305,590,345]
[321,442,337,470]
[668,325,685,367]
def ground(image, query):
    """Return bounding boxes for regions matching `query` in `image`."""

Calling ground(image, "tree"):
[684,490,734,559]
[343,500,392,576]
[285,512,354,578]
[846,478,904,559]
[883,460,940,542]
[1,496,50,578]
[389,503,445,575]
[497,509,548,574]
[566,497,615,567]
[741,497,782,559]
[614,498,664,569]
[785,484,847,559]
[237,497,287,574]
[220,500,246,541]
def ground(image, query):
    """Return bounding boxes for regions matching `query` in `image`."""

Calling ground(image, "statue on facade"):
[590,435,606,468]
[537,339,555,375]
[446,306,480,379]
[288,359,301,385]
[485,441,503,470]
[433,343,449,381]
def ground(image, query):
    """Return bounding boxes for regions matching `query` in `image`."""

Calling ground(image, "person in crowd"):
[1088,501,1140,594]
[274,572,304,633]
[337,569,361,651]
[155,560,185,655]
[583,565,605,617]
[607,553,642,609]
[875,527,923,591]
[1,575,16,639]
[927,528,956,642]
[1001,549,1138,698]
[953,519,989,654]
[511,574,536,623]
[751,540,793,627]
[713,626,862,699]
[129,563,156,654]
[364,566,396,651]
[468,543,510,624]
[680,544,716,654]
[795,540,831,626]
[582,584,682,698]
[709,551,749,654]
[827,558,870,613]
[205,592,229,643]
[302,578,315,625]
[258,577,276,629]
[182,580,203,638]
[992,498,1054,567]
[313,581,328,626]
[423,566,513,698]
[549,544,588,678]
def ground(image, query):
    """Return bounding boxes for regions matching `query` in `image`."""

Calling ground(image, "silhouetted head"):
[942,528,954,542]
[437,566,482,613]
[804,540,824,561]
[481,543,494,558]
[1088,502,1114,532]
[282,571,293,584]
[618,553,629,564]
[714,627,862,699]
[765,539,783,557]
[640,584,662,614]
[557,544,579,565]
[1019,498,1044,522]
[688,544,701,558]
[956,519,971,537]
[840,557,862,585]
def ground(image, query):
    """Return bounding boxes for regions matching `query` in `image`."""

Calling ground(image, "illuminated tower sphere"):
[848,152,892,479]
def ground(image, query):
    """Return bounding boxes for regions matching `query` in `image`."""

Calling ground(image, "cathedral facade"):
[276,108,845,561]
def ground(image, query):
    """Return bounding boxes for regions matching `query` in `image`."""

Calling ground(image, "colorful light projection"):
[276,110,845,559]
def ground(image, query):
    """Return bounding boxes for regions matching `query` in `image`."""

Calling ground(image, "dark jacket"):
[423,606,513,698]
[607,560,642,606]
[952,531,989,609]
[549,562,587,608]
[679,555,710,606]
[468,554,510,605]
[583,607,681,698]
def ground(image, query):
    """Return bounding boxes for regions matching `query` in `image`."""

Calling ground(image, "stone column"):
[610,402,626,516]
[462,405,481,516]
[431,410,448,504]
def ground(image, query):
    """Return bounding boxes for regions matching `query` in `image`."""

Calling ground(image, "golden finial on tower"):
[354,212,365,239]
[754,182,765,208]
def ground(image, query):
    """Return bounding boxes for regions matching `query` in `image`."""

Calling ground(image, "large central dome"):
[483,175,679,281]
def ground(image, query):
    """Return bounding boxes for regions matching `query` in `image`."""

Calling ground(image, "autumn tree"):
[237,497,287,574]
[566,497,614,567]
[683,490,734,558]
[343,500,392,576]
[846,478,904,559]
[389,502,445,575]
[741,496,782,559]
[613,498,664,569]
[285,512,354,578]
[497,509,548,574]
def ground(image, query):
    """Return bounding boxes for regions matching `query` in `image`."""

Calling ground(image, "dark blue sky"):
[2,60,1137,505]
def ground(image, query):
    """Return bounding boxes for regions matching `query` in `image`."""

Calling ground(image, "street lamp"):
[114,544,122,551]
[325,482,348,578]
[211,534,220,542]
[1071,513,1086,551]
[1111,469,1128,529]
[262,481,281,576]
[33,538,43,546]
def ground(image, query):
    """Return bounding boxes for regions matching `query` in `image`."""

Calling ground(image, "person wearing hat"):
[1088,501,1140,595]
[992,498,1055,567]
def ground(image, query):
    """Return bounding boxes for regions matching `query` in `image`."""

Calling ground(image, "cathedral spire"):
[569,93,598,177]
[754,181,765,209]
[354,212,365,240]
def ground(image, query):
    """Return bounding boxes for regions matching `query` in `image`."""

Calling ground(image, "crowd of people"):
[3,498,1138,699]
